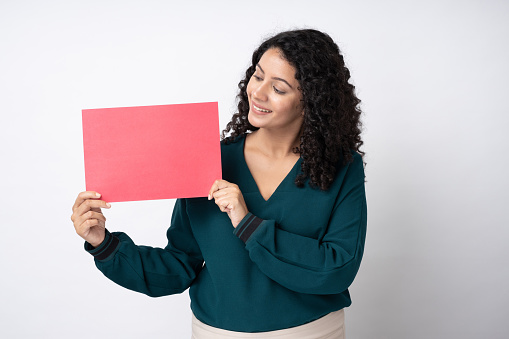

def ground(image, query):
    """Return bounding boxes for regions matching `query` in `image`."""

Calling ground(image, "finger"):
[211,187,237,199]
[214,195,238,211]
[208,180,232,200]
[214,193,233,205]
[71,209,105,223]
[217,201,230,213]
[75,218,105,237]
[72,210,106,229]
[222,202,234,213]
[75,199,111,217]
[208,180,222,200]
[82,210,107,222]
[72,191,102,212]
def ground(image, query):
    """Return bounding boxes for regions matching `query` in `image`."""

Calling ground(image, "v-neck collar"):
[239,134,302,203]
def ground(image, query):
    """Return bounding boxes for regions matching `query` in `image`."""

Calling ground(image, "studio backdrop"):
[0,0,507,338]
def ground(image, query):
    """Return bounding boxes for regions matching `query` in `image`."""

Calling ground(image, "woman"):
[71,29,366,338]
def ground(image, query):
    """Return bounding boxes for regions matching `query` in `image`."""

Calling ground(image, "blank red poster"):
[82,102,222,202]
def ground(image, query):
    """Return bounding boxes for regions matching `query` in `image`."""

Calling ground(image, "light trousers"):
[191,309,345,339]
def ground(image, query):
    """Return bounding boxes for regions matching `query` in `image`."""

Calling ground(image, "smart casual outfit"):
[85,134,367,336]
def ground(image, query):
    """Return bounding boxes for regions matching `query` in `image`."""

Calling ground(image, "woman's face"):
[246,48,304,133]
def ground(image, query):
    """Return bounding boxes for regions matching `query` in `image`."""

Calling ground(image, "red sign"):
[82,102,222,202]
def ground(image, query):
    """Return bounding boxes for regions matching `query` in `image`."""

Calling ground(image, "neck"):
[250,128,301,159]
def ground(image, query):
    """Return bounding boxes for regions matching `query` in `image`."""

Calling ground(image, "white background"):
[1,0,508,338]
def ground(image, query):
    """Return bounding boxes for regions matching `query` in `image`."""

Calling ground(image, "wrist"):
[84,229,120,261]
[88,233,106,248]
[232,209,249,228]
[89,238,104,248]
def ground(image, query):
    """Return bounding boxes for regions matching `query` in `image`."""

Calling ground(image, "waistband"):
[191,309,345,338]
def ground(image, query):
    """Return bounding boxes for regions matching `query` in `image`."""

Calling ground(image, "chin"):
[247,111,263,128]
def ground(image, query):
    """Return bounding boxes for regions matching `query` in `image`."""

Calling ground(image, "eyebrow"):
[256,64,294,89]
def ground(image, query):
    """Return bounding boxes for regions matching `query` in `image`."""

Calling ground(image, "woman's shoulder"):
[220,133,246,163]
[220,134,246,154]
[337,149,363,170]
[220,133,246,146]
[336,150,365,184]
[349,150,364,166]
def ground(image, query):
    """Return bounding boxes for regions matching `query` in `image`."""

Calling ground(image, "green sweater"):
[86,135,367,332]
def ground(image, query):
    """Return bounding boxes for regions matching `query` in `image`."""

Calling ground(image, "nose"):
[252,80,269,102]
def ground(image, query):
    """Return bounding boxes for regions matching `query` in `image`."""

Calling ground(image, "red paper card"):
[82,102,222,202]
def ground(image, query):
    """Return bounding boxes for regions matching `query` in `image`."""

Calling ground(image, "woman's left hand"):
[209,180,249,228]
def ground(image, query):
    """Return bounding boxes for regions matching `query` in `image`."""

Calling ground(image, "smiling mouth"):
[253,104,272,113]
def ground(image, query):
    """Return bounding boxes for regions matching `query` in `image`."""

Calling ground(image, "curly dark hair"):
[222,29,364,190]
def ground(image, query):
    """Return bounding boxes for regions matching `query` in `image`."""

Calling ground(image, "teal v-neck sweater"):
[85,135,367,332]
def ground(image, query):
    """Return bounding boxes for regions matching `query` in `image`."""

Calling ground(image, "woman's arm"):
[80,199,204,297]
[212,154,367,295]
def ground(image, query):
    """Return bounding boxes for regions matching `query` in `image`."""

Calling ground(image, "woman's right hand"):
[71,191,111,248]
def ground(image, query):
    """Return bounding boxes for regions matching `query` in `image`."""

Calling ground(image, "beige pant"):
[191,309,345,339]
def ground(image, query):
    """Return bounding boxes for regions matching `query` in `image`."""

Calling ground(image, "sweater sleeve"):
[233,155,367,295]
[85,198,204,297]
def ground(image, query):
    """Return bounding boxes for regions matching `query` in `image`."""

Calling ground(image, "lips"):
[252,102,272,114]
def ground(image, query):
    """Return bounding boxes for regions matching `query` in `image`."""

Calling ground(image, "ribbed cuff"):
[84,229,120,261]
[233,213,263,244]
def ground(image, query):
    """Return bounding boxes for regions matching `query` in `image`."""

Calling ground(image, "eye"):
[273,86,285,95]
[253,74,263,81]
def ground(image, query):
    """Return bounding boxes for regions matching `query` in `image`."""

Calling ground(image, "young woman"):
[71,29,366,338]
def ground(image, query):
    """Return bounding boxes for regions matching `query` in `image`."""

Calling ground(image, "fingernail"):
[106,203,111,208]
[96,193,101,197]
[208,194,211,200]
